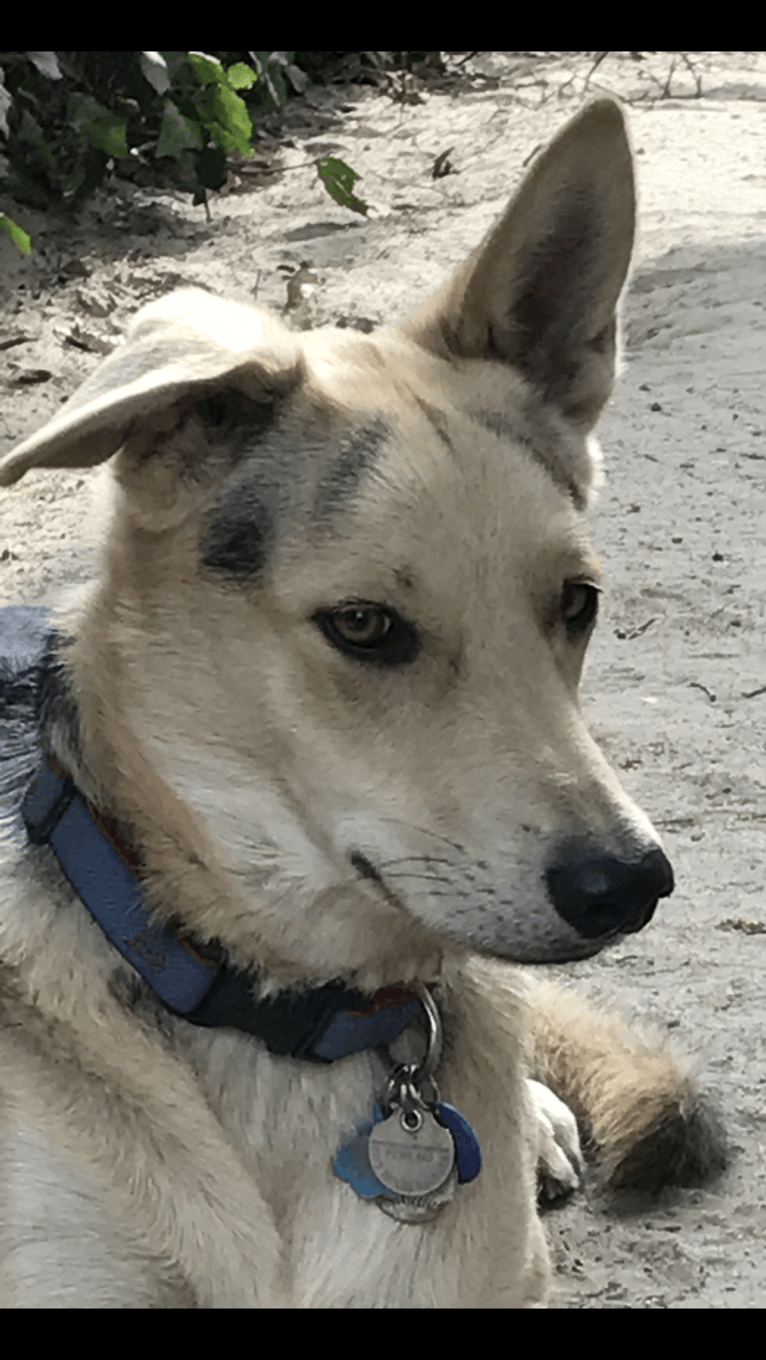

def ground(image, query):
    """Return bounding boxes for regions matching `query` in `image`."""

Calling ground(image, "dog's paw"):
[528,1078,584,1205]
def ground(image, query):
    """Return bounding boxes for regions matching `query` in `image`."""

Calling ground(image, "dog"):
[0,99,723,1307]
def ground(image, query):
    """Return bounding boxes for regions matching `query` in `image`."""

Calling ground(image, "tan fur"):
[526,976,723,1193]
[0,100,722,1307]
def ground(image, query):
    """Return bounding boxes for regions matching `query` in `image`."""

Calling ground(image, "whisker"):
[375,818,467,856]
[380,855,455,871]
[383,871,455,887]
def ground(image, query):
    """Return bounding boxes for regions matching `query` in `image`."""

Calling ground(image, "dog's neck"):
[21,745,433,1061]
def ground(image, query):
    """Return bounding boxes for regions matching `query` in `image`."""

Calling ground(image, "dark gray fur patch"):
[474,410,524,446]
[312,418,391,520]
[37,637,83,763]
[194,390,278,451]
[199,484,273,578]
[0,620,81,853]
[196,390,283,579]
[414,397,453,452]
[198,394,392,577]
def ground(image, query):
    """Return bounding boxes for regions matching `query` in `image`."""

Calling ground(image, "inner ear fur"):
[400,99,635,432]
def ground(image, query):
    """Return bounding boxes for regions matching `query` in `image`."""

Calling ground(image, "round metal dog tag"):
[377,1166,458,1223]
[368,1106,455,1198]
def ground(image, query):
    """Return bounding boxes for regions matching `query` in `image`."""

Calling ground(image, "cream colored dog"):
[0,99,722,1307]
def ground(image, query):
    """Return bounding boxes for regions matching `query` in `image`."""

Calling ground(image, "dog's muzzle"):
[546,843,674,941]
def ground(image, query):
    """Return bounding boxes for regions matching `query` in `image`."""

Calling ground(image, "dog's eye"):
[334,606,391,645]
[561,581,599,634]
[314,603,420,666]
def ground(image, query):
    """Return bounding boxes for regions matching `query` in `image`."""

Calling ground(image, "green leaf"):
[1,212,32,253]
[66,92,128,158]
[68,92,110,131]
[83,114,128,159]
[187,52,225,86]
[193,85,252,156]
[225,62,257,91]
[59,163,86,197]
[160,51,189,82]
[156,99,205,156]
[316,157,368,216]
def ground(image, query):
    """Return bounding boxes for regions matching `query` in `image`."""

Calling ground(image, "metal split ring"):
[379,983,443,1115]
[412,982,442,1083]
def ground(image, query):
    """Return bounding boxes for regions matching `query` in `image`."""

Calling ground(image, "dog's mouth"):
[350,851,383,884]
[350,851,412,914]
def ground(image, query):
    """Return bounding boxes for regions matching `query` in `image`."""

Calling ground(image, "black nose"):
[546,844,674,940]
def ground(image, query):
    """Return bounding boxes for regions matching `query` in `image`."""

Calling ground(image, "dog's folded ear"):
[0,290,303,487]
[400,99,635,432]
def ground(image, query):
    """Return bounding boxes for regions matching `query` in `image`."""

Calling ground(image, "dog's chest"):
[179,1023,387,1190]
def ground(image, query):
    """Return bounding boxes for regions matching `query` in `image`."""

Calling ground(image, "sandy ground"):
[1,52,764,1307]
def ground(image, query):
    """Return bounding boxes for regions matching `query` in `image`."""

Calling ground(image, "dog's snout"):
[546,844,674,941]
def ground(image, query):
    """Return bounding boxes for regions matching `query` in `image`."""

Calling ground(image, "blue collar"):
[21,752,424,1062]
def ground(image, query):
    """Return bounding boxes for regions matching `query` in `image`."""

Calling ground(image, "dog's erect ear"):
[400,99,635,431]
[0,290,302,487]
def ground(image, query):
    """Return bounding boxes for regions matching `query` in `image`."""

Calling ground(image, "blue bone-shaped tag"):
[432,1102,482,1183]
[333,1104,392,1199]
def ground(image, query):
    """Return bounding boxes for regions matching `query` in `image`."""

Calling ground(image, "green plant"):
[0,50,375,252]
[0,211,30,253]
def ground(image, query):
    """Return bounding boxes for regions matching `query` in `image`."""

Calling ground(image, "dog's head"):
[0,100,672,983]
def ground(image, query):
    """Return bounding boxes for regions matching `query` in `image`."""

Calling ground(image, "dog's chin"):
[489,931,625,966]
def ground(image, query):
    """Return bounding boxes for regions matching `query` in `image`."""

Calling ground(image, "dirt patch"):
[2,52,765,1307]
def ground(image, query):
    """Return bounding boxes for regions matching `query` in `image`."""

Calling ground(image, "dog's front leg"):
[528,1078,584,1204]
